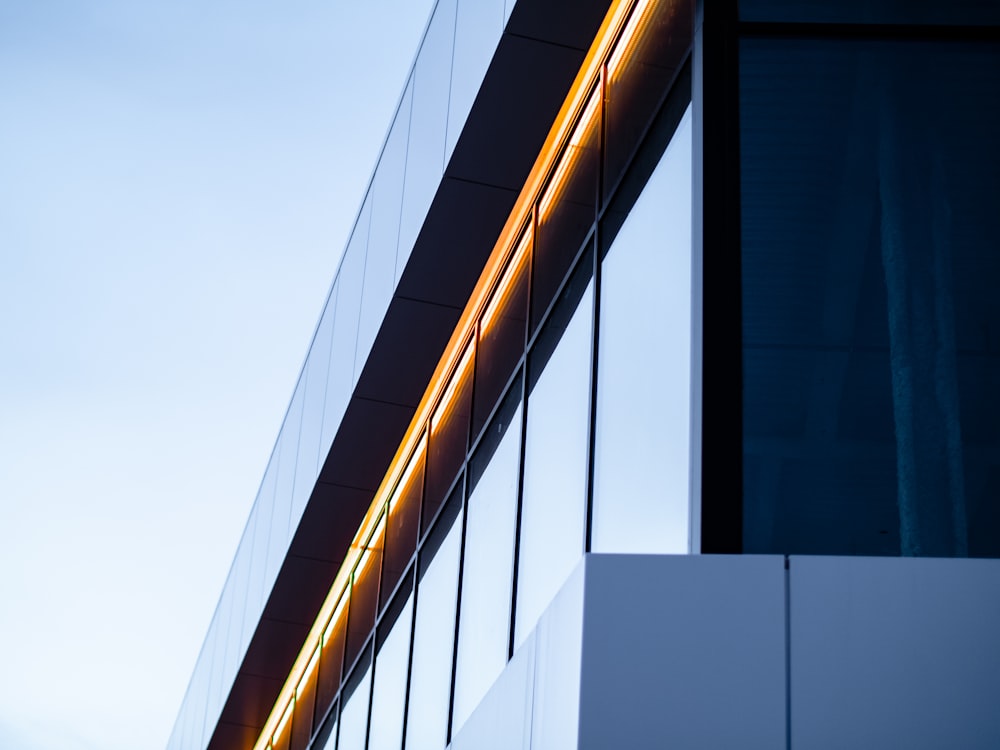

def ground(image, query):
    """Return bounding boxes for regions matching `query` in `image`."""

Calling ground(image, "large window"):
[741,35,1000,557]
[515,276,593,649]
[592,106,693,554]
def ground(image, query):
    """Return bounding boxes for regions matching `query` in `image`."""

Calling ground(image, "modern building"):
[167,1,1000,748]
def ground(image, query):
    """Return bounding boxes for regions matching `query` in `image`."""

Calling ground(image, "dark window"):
[741,38,1000,557]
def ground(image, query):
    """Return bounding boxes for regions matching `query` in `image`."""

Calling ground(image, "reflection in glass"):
[290,647,319,750]
[381,437,425,609]
[741,39,1000,557]
[345,518,384,669]
[424,342,474,532]
[593,107,692,554]
[515,280,593,649]
[367,594,414,750]
[533,89,599,332]
[337,665,372,750]
[452,402,522,734]
[397,0,457,280]
[357,80,413,378]
[406,507,462,750]
[446,0,505,162]
[271,701,293,750]
[316,592,348,725]
[475,229,529,436]
[604,0,692,202]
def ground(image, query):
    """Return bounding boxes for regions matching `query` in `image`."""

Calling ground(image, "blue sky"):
[0,1,434,747]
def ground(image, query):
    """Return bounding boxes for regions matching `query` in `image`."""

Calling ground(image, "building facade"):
[168,1,1000,748]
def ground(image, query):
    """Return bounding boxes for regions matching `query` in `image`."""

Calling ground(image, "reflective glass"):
[424,342,474,532]
[515,280,593,648]
[397,0,457,280]
[297,295,336,513]
[316,592,349,724]
[533,90,599,332]
[381,439,425,609]
[740,0,1000,24]
[224,522,253,682]
[406,507,462,750]
[338,665,372,750]
[603,0,692,203]
[290,649,319,750]
[269,384,305,585]
[474,230,529,436]
[452,401,522,734]
[741,39,1000,557]
[329,195,371,418]
[346,518,384,668]
[319,282,341,457]
[368,594,414,750]
[245,465,276,639]
[315,714,338,750]
[356,81,413,378]
[593,107,692,554]
[446,0,505,162]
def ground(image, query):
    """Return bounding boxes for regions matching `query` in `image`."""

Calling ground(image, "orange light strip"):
[537,85,602,218]
[480,227,530,333]
[250,2,648,748]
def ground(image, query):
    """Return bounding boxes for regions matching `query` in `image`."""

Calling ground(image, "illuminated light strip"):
[388,434,427,513]
[322,591,348,646]
[607,0,654,78]
[273,701,294,745]
[296,647,320,698]
[480,227,531,333]
[249,2,648,748]
[538,86,602,218]
[430,341,475,432]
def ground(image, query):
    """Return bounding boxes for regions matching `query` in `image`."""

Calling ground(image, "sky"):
[0,1,435,748]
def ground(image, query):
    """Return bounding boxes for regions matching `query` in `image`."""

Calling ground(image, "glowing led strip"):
[249,2,655,747]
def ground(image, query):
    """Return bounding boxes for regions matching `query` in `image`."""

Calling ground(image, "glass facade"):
[740,26,1000,558]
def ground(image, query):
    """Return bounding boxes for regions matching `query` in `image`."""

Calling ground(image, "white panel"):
[791,556,1000,750]
[450,635,534,750]
[578,554,787,749]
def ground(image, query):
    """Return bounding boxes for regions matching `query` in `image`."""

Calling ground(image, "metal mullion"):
[506,205,536,662]
[585,65,609,554]
[444,471,468,745]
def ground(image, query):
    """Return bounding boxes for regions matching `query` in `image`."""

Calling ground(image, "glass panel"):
[452,401,522,734]
[405,506,463,750]
[338,665,373,750]
[515,279,593,649]
[317,592,349,729]
[424,342,474,532]
[533,89,600,332]
[603,0,692,203]
[329,195,371,421]
[381,437,425,609]
[741,39,1000,557]
[367,594,415,750]
[474,228,529,436]
[290,648,320,750]
[356,81,413,379]
[740,0,1000,24]
[246,464,276,639]
[319,281,342,457]
[270,382,305,583]
[446,0,505,162]
[298,293,336,511]
[224,522,253,680]
[315,713,338,750]
[397,0,457,281]
[593,106,692,554]
[346,516,384,668]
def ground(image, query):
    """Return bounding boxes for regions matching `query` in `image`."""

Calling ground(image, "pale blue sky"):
[0,1,434,747]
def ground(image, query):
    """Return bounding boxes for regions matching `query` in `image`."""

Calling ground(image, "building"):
[167,1,1000,748]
